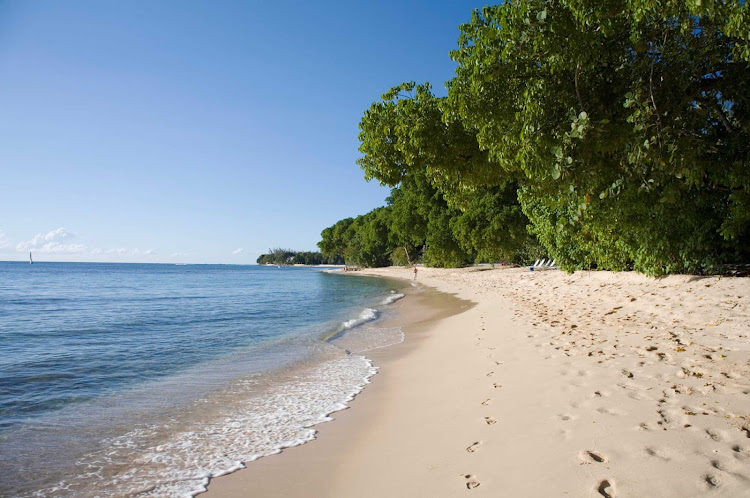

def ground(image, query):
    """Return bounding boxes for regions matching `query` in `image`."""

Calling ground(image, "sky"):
[0,0,485,264]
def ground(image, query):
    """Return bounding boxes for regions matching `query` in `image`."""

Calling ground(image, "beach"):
[6,2,749,497]
[205,266,750,497]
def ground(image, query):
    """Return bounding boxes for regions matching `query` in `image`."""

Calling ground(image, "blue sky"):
[0,0,485,263]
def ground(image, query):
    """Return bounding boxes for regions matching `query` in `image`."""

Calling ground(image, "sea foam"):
[381,292,405,305]
[342,308,378,329]
[32,355,378,498]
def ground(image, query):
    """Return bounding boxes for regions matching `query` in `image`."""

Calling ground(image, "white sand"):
[205,266,750,497]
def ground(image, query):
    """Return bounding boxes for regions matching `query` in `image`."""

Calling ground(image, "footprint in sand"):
[597,479,616,497]
[704,474,719,489]
[706,429,723,442]
[492,383,503,389]
[481,398,492,406]
[463,475,480,489]
[484,416,497,425]
[732,445,748,461]
[579,450,608,464]
[466,441,481,453]
[596,407,621,416]
[644,446,670,461]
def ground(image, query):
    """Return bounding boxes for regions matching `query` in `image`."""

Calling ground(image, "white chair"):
[530,259,545,271]
[541,259,558,270]
[531,258,559,271]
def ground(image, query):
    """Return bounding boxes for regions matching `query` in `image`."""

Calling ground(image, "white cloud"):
[15,228,156,259]
[17,227,86,254]
[104,248,155,256]
[232,248,244,255]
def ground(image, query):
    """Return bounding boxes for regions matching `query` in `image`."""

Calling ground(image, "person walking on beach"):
[413,266,418,280]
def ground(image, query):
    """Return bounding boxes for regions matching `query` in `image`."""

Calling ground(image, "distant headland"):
[256,248,344,266]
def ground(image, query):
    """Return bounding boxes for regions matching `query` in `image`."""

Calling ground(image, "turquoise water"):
[0,262,405,496]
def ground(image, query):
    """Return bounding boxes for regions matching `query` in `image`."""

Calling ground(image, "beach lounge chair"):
[530,258,559,271]
[539,259,559,271]
[529,259,545,271]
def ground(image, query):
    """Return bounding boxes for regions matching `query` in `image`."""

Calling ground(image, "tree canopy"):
[443,0,750,274]
[256,248,341,266]
[325,0,750,275]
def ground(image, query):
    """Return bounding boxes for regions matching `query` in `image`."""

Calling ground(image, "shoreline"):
[205,266,750,497]
[203,278,472,496]
[0,266,410,497]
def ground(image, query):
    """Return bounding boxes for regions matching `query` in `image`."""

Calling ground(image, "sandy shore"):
[205,266,750,497]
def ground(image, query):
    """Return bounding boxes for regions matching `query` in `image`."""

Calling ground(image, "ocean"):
[0,262,406,497]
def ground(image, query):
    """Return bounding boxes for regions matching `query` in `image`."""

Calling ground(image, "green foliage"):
[442,0,750,274]
[389,172,472,267]
[256,248,295,265]
[390,246,412,266]
[318,218,354,261]
[350,78,540,268]
[256,248,339,265]
[318,168,535,268]
[449,182,539,263]
[342,208,393,267]
[423,206,473,267]
[357,82,494,189]
[323,1,750,275]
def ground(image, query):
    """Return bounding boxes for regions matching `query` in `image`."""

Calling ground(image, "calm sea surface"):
[0,262,405,496]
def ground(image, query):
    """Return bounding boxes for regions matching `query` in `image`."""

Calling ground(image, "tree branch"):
[649,43,660,120]
[715,105,735,133]
[575,61,585,113]
[696,96,735,133]
[649,33,668,139]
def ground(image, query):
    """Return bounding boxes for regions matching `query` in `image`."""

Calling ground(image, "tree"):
[443,0,750,274]
[318,218,354,262]
[389,171,473,267]
[357,82,495,190]
[324,1,749,274]
[256,249,328,265]
[450,182,541,264]
[356,82,539,267]
[340,208,393,267]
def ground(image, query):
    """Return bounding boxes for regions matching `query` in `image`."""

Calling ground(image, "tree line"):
[319,0,750,275]
[256,248,344,266]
